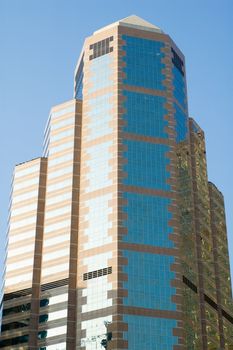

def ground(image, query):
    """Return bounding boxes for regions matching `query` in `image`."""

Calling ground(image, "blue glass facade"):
[122,250,176,310]
[120,34,179,349]
[74,56,83,100]
[172,60,188,146]
[122,192,174,248]
[123,140,170,191]
[172,66,186,109]
[122,90,168,138]
[122,35,165,90]
[123,315,178,350]
[174,103,188,142]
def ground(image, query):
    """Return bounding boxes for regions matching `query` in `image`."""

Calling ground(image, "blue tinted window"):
[85,92,114,141]
[122,35,165,90]
[123,314,178,350]
[123,140,170,190]
[173,66,186,108]
[174,103,188,142]
[122,90,168,138]
[89,55,114,93]
[122,192,174,248]
[74,56,83,100]
[122,250,177,310]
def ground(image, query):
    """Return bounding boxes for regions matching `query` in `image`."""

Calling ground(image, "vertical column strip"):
[189,120,208,349]
[66,100,82,349]
[28,158,48,348]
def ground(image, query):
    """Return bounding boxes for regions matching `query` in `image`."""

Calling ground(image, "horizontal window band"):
[1,318,30,331]
[182,276,197,293]
[41,278,69,291]
[0,334,29,347]
[3,302,31,316]
[183,275,233,325]
[4,288,32,301]
[83,267,112,281]
[4,278,69,301]
[222,309,233,324]
[204,294,217,311]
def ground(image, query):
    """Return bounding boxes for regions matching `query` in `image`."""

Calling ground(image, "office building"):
[1,15,233,349]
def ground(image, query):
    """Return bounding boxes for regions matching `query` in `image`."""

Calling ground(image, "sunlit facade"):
[1,15,233,350]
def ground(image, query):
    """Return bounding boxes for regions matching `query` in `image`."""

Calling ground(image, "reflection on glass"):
[48,153,73,167]
[38,325,67,339]
[50,128,74,142]
[51,105,75,119]
[42,263,69,277]
[51,117,74,131]
[39,342,66,350]
[47,166,73,180]
[15,164,40,178]
[0,334,29,347]
[6,272,33,287]
[49,141,73,155]
[40,293,68,308]
[43,234,70,247]
[9,230,35,243]
[12,190,38,204]
[7,258,34,272]
[14,177,39,190]
[2,318,30,331]
[3,302,31,317]
[8,244,35,257]
[11,203,37,217]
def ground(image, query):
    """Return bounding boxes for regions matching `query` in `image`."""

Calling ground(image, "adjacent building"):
[0,15,233,350]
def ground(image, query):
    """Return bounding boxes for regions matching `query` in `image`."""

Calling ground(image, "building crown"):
[94,15,162,34]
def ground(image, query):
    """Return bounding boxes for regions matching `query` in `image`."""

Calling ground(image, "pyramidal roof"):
[94,15,162,35]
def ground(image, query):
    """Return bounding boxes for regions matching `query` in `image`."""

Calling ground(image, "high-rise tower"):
[1,15,233,350]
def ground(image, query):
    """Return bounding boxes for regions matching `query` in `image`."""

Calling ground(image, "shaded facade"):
[1,15,233,350]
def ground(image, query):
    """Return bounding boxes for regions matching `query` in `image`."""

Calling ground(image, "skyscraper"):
[1,15,233,349]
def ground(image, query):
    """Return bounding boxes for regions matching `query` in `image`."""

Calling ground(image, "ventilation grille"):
[83,267,112,281]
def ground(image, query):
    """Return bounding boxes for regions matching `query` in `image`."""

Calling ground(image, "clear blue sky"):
[1,0,233,283]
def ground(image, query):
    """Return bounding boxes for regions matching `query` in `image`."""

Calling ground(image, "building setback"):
[0,15,233,350]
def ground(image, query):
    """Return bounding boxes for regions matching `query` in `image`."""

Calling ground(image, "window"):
[89,36,114,60]
[0,335,29,347]
[3,302,31,317]
[182,276,198,293]
[171,47,184,76]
